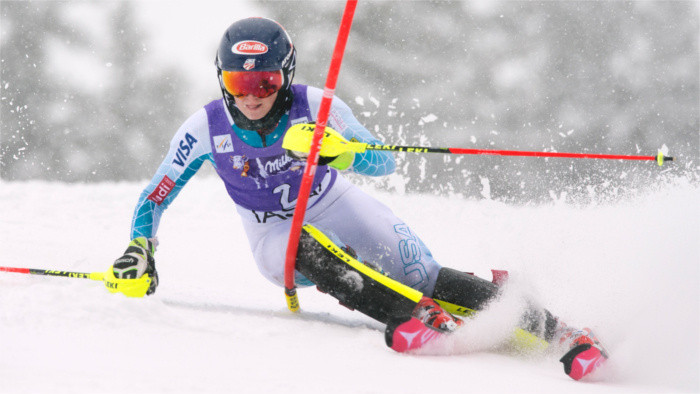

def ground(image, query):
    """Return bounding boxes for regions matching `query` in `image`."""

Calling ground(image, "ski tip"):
[385,316,445,353]
[560,343,608,381]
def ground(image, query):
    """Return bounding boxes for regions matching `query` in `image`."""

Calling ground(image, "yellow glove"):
[106,237,158,298]
[282,123,366,170]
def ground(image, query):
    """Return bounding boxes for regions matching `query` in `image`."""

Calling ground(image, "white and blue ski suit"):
[130,85,442,295]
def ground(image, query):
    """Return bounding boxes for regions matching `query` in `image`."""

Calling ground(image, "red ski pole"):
[0,265,152,297]
[284,125,674,166]
[283,0,358,312]
[359,144,673,166]
[0,265,104,280]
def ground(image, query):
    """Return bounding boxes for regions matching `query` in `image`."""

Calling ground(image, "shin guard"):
[431,267,500,316]
[431,267,556,352]
[295,224,422,324]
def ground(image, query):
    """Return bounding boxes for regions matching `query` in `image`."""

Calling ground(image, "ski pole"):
[284,124,674,166]
[0,266,105,280]
[356,144,673,166]
[283,0,358,313]
[0,265,152,297]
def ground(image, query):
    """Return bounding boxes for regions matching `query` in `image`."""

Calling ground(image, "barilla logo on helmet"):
[232,40,268,55]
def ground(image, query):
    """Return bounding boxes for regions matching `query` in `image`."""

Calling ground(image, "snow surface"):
[0,177,698,394]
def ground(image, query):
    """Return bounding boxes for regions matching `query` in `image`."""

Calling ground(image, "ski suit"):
[130,84,442,295]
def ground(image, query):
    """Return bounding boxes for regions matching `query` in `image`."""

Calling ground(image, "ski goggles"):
[221,70,283,99]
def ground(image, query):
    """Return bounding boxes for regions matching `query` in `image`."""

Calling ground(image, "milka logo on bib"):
[264,154,293,174]
[231,41,268,55]
[250,154,303,180]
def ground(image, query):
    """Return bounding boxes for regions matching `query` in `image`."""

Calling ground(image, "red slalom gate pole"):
[283,0,358,312]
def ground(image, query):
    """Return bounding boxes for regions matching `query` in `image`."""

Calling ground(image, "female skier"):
[107,17,607,381]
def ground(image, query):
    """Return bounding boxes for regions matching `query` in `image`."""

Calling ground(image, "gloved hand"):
[104,237,159,297]
[283,123,360,170]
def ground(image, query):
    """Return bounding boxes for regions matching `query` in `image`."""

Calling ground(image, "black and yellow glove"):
[104,237,158,297]
[283,123,363,171]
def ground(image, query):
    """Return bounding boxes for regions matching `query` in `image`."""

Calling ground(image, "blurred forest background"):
[1,1,698,203]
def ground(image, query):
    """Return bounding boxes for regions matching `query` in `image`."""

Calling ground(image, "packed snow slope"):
[0,176,698,394]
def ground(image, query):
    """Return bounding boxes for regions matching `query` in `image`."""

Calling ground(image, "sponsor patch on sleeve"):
[147,175,176,205]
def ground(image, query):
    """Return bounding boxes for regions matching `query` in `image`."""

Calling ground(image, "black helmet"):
[215,17,296,131]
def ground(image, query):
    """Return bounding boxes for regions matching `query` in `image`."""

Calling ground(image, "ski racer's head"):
[215,17,296,131]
